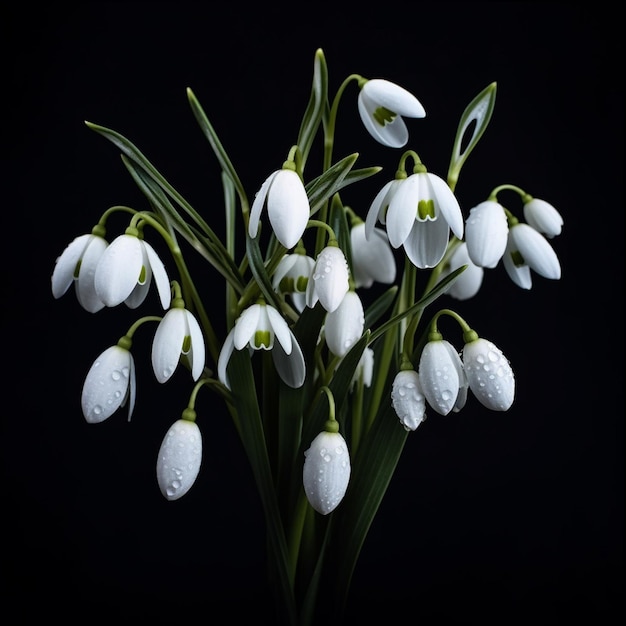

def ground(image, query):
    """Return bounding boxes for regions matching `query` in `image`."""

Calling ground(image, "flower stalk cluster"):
[51,48,563,626]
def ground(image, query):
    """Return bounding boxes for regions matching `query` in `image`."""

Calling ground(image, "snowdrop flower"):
[523,197,564,238]
[391,369,426,431]
[81,340,136,423]
[502,222,561,290]
[324,291,365,357]
[94,230,171,310]
[156,417,202,501]
[272,251,315,313]
[464,200,509,268]
[51,229,108,313]
[217,301,305,389]
[303,426,351,515]
[418,339,467,416]
[357,78,426,148]
[462,336,515,411]
[368,171,464,269]
[440,242,484,300]
[249,167,310,249]
[151,303,205,384]
[305,245,350,313]
[350,222,396,288]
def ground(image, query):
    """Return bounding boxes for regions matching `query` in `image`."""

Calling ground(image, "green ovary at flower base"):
[51,47,564,626]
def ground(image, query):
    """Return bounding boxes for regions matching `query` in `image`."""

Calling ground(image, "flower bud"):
[391,369,426,431]
[303,430,351,515]
[156,419,202,501]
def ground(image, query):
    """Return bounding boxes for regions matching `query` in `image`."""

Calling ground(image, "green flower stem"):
[489,183,528,201]
[122,315,163,341]
[130,211,221,364]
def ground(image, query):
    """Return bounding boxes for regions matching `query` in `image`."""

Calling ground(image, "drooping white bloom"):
[324,291,365,357]
[305,245,350,313]
[462,337,515,411]
[303,430,351,515]
[81,343,136,423]
[439,242,484,300]
[523,197,564,238]
[217,302,306,389]
[357,78,426,148]
[156,419,202,501]
[249,168,310,249]
[272,252,315,313]
[151,307,205,383]
[464,200,509,268]
[391,369,426,431]
[51,232,109,313]
[418,339,466,416]
[502,223,561,289]
[94,232,171,309]
[369,172,464,269]
[350,222,396,288]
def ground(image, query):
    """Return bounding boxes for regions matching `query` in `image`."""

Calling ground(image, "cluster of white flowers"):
[52,59,563,519]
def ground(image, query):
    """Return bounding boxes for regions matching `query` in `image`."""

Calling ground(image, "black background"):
[4,3,624,624]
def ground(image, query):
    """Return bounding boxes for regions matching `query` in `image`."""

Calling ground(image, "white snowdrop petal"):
[234,304,261,350]
[51,234,93,298]
[95,234,143,307]
[75,236,108,313]
[249,171,277,239]
[362,79,426,118]
[324,291,364,357]
[465,201,509,268]
[310,246,350,313]
[81,345,134,423]
[427,173,464,240]
[351,224,396,288]
[391,369,426,431]
[463,338,515,411]
[503,239,533,289]
[418,340,461,416]
[441,243,484,300]
[510,223,561,280]
[185,310,206,381]
[386,176,419,248]
[303,431,351,515]
[268,170,310,249]
[272,330,306,389]
[523,198,563,238]
[152,309,187,384]
[403,212,449,269]
[266,305,292,355]
[142,240,171,309]
[156,419,202,501]
[358,94,408,148]
[365,180,398,240]
[217,329,235,389]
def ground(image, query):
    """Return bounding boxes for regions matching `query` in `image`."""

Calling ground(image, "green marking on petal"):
[74,259,82,279]
[373,106,397,127]
[138,265,147,285]
[254,330,271,349]
[279,276,295,293]
[510,250,525,267]
[417,199,435,221]
[296,276,309,292]
[182,335,192,354]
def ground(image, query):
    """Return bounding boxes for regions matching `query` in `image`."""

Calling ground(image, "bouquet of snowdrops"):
[51,48,563,625]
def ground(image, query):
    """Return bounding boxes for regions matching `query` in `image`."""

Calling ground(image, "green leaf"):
[227,348,297,625]
[447,82,497,190]
[186,88,248,209]
[297,49,328,168]
[245,232,285,312]
[306,153,359,215]
[363,285,398,329]
[328,194,352,270]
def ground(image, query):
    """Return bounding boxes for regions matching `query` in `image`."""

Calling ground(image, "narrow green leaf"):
[306,153,359,215]
[245,232,284,311]
[363,285,398,329]
[227,348,297,625]
[328,194,352,270]
[447,82,497,190]
[186,88,248,208]
[297,49,328,168]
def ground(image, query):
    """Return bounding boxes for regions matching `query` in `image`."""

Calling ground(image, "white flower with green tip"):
[217,302,305,389]
[94,232,171,309]
[151,306,205,384]
[358,78,426,148]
